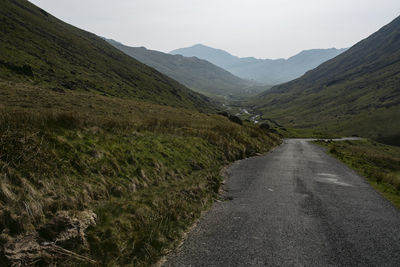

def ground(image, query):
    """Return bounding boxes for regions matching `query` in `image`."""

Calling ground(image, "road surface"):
[164,139,400,266]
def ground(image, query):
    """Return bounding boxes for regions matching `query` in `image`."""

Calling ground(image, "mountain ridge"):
[105,39,253,97]
[0,0,213,111]
[170,44,347,84]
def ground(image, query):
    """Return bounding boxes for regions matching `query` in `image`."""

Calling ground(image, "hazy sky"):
[28,0,400,59]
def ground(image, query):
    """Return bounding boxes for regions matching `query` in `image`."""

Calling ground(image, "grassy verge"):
[315,139,400,208]
[0,81,280,265]
[278,127,340,139]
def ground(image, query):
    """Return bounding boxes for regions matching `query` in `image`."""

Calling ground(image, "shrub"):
[228,115,242,125]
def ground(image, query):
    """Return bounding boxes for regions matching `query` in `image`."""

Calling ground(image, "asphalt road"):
[164,139,400,266]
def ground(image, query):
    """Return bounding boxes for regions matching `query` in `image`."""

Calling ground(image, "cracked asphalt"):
[164,139,400,266]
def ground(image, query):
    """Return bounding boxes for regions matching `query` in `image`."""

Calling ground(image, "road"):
[164,139,400,266]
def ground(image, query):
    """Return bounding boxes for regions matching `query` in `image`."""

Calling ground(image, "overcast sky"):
[29,0,400,59]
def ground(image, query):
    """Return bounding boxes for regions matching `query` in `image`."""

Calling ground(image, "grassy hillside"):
[0,1,281,265]
[316,139,400,208]
[0,0,213,111]
[0,81,280,266]
[106,39,252,97]
[253,15,400,145]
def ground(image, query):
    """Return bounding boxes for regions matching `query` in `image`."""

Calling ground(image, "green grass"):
[315,139,400,208]
[0,81,280,265]
[277,127,340,139]
[0,0,213,111]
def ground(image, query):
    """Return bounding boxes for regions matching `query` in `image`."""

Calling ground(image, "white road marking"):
[316,173,352,187]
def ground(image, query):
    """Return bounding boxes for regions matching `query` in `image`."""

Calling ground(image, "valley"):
[171,44,347,85]
[248,15,400,145]
[1,0,399,266]
[105,39,257,98]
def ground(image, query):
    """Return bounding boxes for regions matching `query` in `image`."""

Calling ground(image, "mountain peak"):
[192,43,208,48]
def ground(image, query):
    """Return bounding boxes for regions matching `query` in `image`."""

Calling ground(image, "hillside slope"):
[0,80,280,266]
[0,0,212,111]
[0,0,281,266]
[171,44,346,84]
[106,39,251,97]
[253,15,400,145]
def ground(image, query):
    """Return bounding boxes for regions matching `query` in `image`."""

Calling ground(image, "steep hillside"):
[253,15,400,145]
[171,44,346,84]
[0,0,281,266]
[106,39,251,97]
[0,0,212,111]
[0,80,280,266]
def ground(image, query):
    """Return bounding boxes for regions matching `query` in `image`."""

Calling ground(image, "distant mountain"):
[0,0,213,111]
[105,39,251,97]
[253,15,400,145]
[171,44,242,69]
[171,44,346,84]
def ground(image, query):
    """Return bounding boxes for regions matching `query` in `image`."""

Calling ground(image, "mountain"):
[171,44,241,69]
[105,39,251,97]
[253,15,400,145]
[0,0,213,111]
[170,44,346,84]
